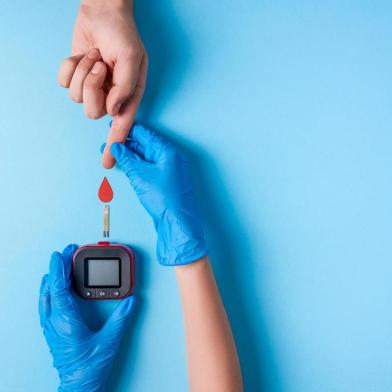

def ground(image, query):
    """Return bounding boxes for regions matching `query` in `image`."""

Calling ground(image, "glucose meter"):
[72,241,135,300]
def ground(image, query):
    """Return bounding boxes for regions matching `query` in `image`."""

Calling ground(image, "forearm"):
[175,258,243,392]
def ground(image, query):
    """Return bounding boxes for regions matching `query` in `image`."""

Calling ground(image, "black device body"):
[72,242,135,300]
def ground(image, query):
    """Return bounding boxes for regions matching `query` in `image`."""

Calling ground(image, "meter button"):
[98,289,109,298]
[85,289,95,298]
[111,290,121,298]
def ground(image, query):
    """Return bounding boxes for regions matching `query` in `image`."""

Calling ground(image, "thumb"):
[110,143,142,176]
[101,296,136,337]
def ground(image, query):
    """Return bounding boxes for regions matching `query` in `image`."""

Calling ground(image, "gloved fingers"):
[101,53,145,170]
[39,274,51,327]
[106,121,144,155]
[130,124,171,163]
[62,244,79,278]
[110,143,143,171]
[134,124,181,164]
[100,296,136,337]
[101,138,145,161]
[49,244,77,294]
[128,140,146,159]
[102,100,138,169]
[48,250,80,318]
[49,251,66,294]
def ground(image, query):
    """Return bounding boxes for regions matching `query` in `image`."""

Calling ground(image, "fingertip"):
[62,244,78,259]
[40,274,50,294]
[123,295,136,314]
[49,251,64,280]
[58,77,69,88]
[39,274,51,325]
[50,251,62,263]
[128,295,136,308]
[117,295,136,316]
[102,152,116,169]
[85,109,105,120]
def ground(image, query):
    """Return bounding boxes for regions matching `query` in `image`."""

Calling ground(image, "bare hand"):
[58,0,148,168]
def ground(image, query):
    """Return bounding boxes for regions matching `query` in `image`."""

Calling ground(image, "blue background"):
[0,0,391,391]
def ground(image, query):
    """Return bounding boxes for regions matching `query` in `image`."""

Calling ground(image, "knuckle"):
[122,47,142,62]
[63,56,79,69]
[77,58,94,72]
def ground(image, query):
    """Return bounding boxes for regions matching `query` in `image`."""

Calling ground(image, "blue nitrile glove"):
[107,124,208,266]
[39,244,136,392]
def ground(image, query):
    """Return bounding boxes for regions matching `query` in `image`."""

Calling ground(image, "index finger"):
[102,54,148,169]
[58,54,84,88]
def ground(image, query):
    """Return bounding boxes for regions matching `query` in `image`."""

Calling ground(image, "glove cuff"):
[156,207,208,266]
[58,368,107,392]
[59,385,104,392]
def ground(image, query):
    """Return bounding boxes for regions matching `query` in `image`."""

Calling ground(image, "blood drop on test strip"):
[98,177,113,203]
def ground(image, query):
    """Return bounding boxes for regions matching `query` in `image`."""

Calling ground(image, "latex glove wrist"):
[59,381,104,392]
[109,124,208,266]
[156,207,207,265]
[58,363,105,392]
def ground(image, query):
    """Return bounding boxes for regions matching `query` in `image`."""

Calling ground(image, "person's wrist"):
[80,0,133,10]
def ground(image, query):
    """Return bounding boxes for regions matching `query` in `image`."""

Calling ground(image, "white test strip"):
[103,204,110,237]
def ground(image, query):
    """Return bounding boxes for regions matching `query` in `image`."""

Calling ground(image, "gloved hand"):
[39,244,136,392]
[108,124,208,266]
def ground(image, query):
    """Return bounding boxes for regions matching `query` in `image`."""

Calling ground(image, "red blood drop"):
[98,177,113,203]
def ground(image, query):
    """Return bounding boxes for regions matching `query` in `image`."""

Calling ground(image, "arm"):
[109,124,243,391]
[58,0,147,168]
[176,259,243,392]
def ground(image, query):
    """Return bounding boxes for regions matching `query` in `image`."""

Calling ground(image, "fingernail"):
[88,48,100,60]
[91,62,103,74]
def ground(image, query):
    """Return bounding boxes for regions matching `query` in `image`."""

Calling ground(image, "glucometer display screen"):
[85,258,121,287]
